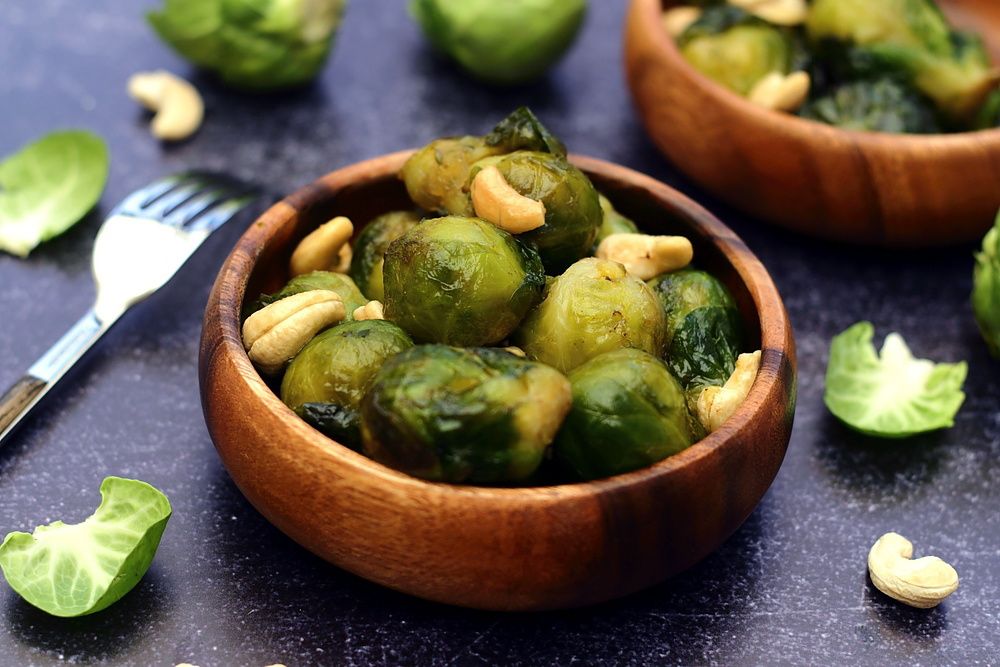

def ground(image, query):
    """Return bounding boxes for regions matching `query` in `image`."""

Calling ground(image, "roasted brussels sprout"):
[800,78,941,133]
[349,210,421,300]
[361,345,572,483]
[281,320,414,448]
[383,216,545,346]
[513,257,666,373]
[553,349,698,481]
[400,107,566,215]
[247,270,367,320]
[678,6,794,96]
[593,194,639,252]
[974,89,1000,130]
[647,269,743,395]
[473,151,602,271]
[973,211,1000,358]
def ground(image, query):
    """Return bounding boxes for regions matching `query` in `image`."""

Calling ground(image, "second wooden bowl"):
[199,152,797,611]
[625,0,1000,247]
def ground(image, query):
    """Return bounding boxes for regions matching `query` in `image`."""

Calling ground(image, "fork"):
[0,171,258,446]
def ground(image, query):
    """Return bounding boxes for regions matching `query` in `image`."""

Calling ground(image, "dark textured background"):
[1,1,998,665]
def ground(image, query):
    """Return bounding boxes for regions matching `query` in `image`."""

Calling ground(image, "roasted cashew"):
[748,71,811,112]
[663,6,702,37]
[289,216,354,277]
[504,346,527,358]
[127,70,204,141]
[242,290,345,374]
[470,166,546,234]
[868,533,959,609]
[729,0,808,26]
[353,300,385,321]
[595,233,693,280]
[696,350,761,432]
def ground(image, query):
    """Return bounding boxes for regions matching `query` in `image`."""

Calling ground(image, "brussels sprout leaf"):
[972,210,1000,357]
[824,322,966,438]
[0,477,171,617]
[484,107,566,157]
[0,130,109,257]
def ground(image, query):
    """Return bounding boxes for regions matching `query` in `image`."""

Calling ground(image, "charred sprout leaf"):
[148,0,347,91]
[800,78,942,133]
[298,402,362,450]
[554,349,697,481]
[349,210,421,301]
[0,477,171,617]
[0,130,109,257]
[513,257,666,373]
[678,6,793,96]
[475,150,601,272]
[484,106,567,157]
[972,211,1000,357]
[361,345,571,484]
[383,216,545,346]
[409,0,586,85]
[593,194,639,252]
[824,322,967,438]
[246,271,367,320]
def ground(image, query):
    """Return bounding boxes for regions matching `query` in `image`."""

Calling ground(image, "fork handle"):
[0,308,117,447]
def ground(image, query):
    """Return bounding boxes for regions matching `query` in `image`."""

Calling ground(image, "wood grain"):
[198,153,797,611]
[625,0,1000,247]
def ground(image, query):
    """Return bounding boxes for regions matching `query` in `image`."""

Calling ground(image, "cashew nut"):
[663,6,702,37]
[470,166,546,234]
[127,70,204,141]
[728,0,808,26]
[595,233,693,280]
[353,300,385,321]
[289,216,354,277]
[748,71,811,112]
[503,346,527,358]
[242,290,345,374]
[696,350,761,432]
[868,532,959,609]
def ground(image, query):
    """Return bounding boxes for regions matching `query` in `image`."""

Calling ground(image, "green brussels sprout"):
[553,349,698,481]
[513,257,666,373]
[361,345,572,484]
[593,194,640,252]
[400,107,566,215]
[800,78,942,133]
[806,0,998,120]
[973,211,1000,358]
[148,0,347,91]
[281,320,414,448]
[247,270,367,320]
[473,151,602,272]
[974,89,1000,130]
[349,210,421,301]
[647,269,743,395]
[383,216,545,346]
[409,0,587,85]
[678,6,794,96]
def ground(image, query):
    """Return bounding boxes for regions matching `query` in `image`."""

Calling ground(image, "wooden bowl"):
[625,0,1000,247]
[198,152,797,611]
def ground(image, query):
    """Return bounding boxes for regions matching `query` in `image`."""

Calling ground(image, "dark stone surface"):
[1,1,997,665]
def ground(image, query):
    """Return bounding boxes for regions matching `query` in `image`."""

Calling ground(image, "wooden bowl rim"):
[635,0,1000,147]
[210,150,793,502]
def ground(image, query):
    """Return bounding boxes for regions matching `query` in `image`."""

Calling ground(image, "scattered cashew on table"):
[868,532,959,609]
[128,70,204,141]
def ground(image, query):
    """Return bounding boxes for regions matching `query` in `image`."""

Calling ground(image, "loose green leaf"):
[0,130,109,257]
[0,477,171,617]
[824,322,967,438]
[972,210,1000,357]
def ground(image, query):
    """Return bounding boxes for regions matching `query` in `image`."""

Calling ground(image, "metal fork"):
[0,171,258,446]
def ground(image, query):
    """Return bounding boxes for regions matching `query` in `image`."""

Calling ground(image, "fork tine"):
[141,181,208,223]
[184,191,259,234]
[160,188,233,227]
[109,174,185,218]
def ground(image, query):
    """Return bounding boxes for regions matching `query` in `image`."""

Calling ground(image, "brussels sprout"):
[473,151,602,272]
[148,0,347,91]
[483,106,568,157]
[247,270,367,320]
[361,345,571,484]
[678,6,794,96]
[973,211,1000,357]
[383,216,545,346]
[800,78,942,133]
[513,257,666,373]
[593,194,640,252]
[647,269,743,395]
[974,89,1000,130]
[349,211,421,300]
[281,320,414,448]
[553,349,697,481]
[409,0,587,85]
